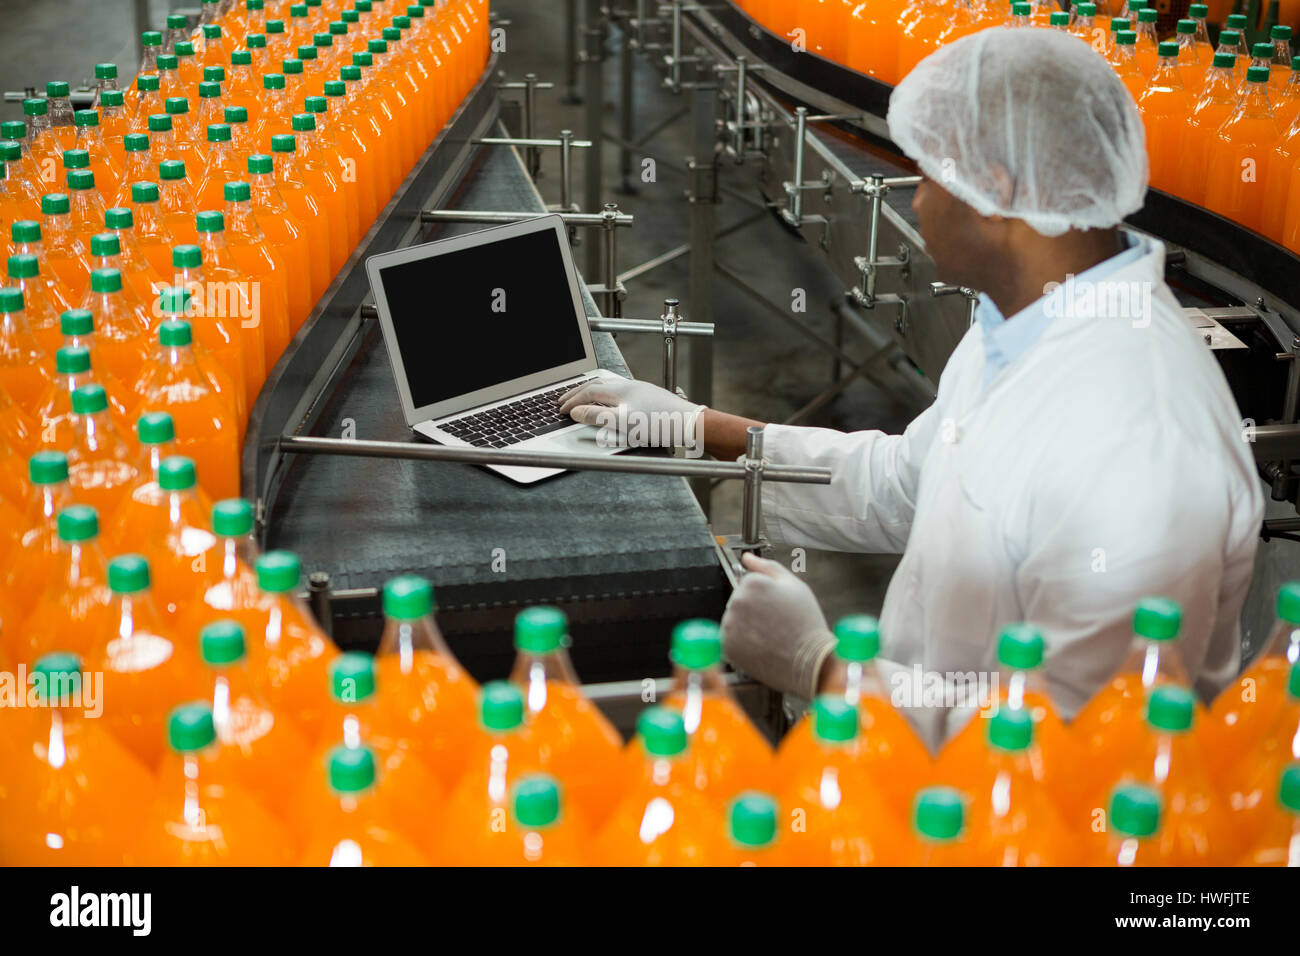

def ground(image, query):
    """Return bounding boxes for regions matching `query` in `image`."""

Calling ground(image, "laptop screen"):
[376,226,590,411]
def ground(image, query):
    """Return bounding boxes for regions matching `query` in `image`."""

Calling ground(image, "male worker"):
[559,28,1264,748]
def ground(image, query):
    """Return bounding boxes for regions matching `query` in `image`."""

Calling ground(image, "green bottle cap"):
[331,20,349,34]
[203,24,223,39]
[329,651,376,702]
[670,619,722,670]
[248,153,273,174]
[1157,41,1179,57]
[514,605,565,652]
[135,411,174,445]
[1176,19,1196,34]
[1117,30,1137,45]
[0,286,23,312]
[1110,783,1161,838]
[987,708,1034,752]
[224,105,249,124]
[147,113,172,133]
[195,210,224,232]
[407,5,425,18]
[141,30,163,47]
[203,66,224,83]
[158,319,193,348]
[0,141,18,162]
[914,787,965,842]
[342,9,359,23]
[172,244,202,268]
[394,16,411,29]
[369,38,389,53]
[270,133,296,152]
[282,59,303,75]
[157,285,191,314]
[638,706,688,757]
[327,744,377,793]
[383,574,434,620]
[74,110,99,128]
[168,702,216,753]
[60,308,94,336]
[232,50,253,67]
[66,170,95,191]
[1050,11,1069,25]
[340,65,361,82]
[107,553,150,594]
[224,181,251,202]
[1138,8,1158,21]
[304,96,327,113]
[1145,685,1195,733]
[1012,2,1031,13]
[247,33,266,48]
[315,32,334,47]
[98,88,123,106]
[159,158,186,180]
[728,792,778,849]
[479,680,526,732]
[1076,2,1095,14]
[136,75,160,92]
[1272,25,1293,41]
[512,775,561,828]
[89,232,120,257]
[256,550,301,593]
[997,624,1044,670]
[62,149,90,170]
[1213,52,1236,68]
[1252,41,1275,58]
[11,219,40,242]
[165,97,190,115]
[0,121,25,139]
[200,620,247,665]
[1280,763,1300,814]
[297,46,317,61]
[1188,3,1208,15]
[22,98,47,117]
[811,694,858,744]
[207,123,232,143]
[89,267,122,293]
[41,193,70,215]
[1275,582,1300,627]
[55,346,91,375]
[70,383,108,415]
[7,253,38,278]
[291,113,316,131]
[132,181,160,202]
[211,498,254,537]
[1226,13,1248,28]
[29,450,68,485]
[95,63,118,79]
[324,80,346,96]
[32,652,83,704]
[352,52,372,67]
[1133,597,1181,641]
[167,13,188,27]
[57,504,99,541]
[266,17,285,33]
[263,72,286,90]
[834,614,880,662]
[123,132,149,152]
[47,80,70,98]
[1289,661,1300,701]
[1246,65,1270,83]
[158,455,196,490]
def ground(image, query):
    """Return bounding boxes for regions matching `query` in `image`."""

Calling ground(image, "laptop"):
[365,214,623,484]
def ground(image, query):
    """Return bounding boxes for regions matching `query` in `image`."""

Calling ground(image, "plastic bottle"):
[281,58,307,116]
[164,98,204,162]
[182,496,260,636]
[1172,18,1206,93]
[65,169,109,250]
[1176,52,1242,205]
[44,82,77,154]
[6,253,63,354]
[0,652,153,864]
[322,79,381,229]
[291,113,354,263]
[92,62,121,109]
[254,72,295,154]
[98,91,131,169]
[224,105,259,173]
[598,707,721,865]
[131,31,164,110]
[164,252,249,424]
[269,133,333,299]
[300,651,445,855]
[36,346,126,453]
[1268,25,1293,92]
[1101,782,1166,864]
[1137,42,1195,194]
[116,133,157,208]
[964,709,1080,865]
[0,285,51,407]
[711,791,785,865]
[0,141,44,222]
[340,61,399,196]
[780,615,930,817]
[1242,762,1300,866]
[440,680,545,863]
[155,54,185,104]
[778,695,905,865]
[366,36,416,171]
[0,452,73,653]
[1,120,53,204]
[226,51,264,125]
[1205,65,1279,233]
[194,210,268,395]
[1221,662,1300,846]
[508,604,622,828]
[39,192,91,304]
[196,123,242,210]
[23,98,61,171]
[375,574,478,789]
[910,786,975,865]
[88,229,153,315]
[127,181,176,280]
[1275,57,1300,131]
[93,553,204,768]
[157,158,200,248]
[175,42,204,93]
[65,383,140,517]
[247,152,315,330]
[128,76,166,135]
[199,23,231,71]
[194,81,226,145]
[222,181,294,356]
[163,12,191,54]
[78,266,152,391]
[133,702,293,864]
[472,774,589,865]
[148,116,204,190]
[298,744,432,865]
[1133,7,1160,74]
[1215,29,1244,86]
[661,618,773,797]
[72,111,123,198]
[105,412,210,549]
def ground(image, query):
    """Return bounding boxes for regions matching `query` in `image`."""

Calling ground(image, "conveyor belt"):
[264,133,729,683]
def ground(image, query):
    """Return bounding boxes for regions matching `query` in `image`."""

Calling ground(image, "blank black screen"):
[379,228,588,409]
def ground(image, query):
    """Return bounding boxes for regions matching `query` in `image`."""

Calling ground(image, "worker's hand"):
[559,374,706,449]
[721,552,836,700]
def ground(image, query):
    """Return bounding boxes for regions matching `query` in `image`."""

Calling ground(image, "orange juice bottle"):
[1072,597,1194,773]
[0,652,153,864]
[199,22,232,72]
[93,553,206,768]
[0,142,43,223]
[386,20,432,144]
[65,169,109,252]
[265,18,293,66]
[939,624,1076,817]
[88,230,154,314]
[157,159,200,248]
[474,774,590,865]
[366,36,417,171]
[1101,783,1167,865]
[286,2,314,51]
[439,680,546,863]
[237,0,269,42]
[1221,662,1300,846]
[1275,57,1300,130]
[164,98,205,164]
[242,550,337,736]
[711,792,786,865]
[247,152,316,330]
[403,6,451,129]
[1133,7,1160,74]
[342,59,401,196]
[149,115,205,189]
[303,34,335,100]
[197,123,243,210]
[20,505,116,662]
[65,383,141,517]
[132,702,294,864]
[176,42,205,94]
[1137,42,1194,194]
[281,57,307,116]
[778,695,905,865]
[1202,583,1300,769]
[301,652,445,856]
[8,221,66,309]
[509,605,622,829]
[128,76,166,135]
[965,710,1080,865]
[227,52,264,126]
[222,181,293,358]
[322,79,382,230]
[182,496,261,636]
[661,618,773,797]
[1241,762,1300,865]
[39,193,91,304]
[6,254,63,354]
[1204,66,1280,233]
[598,707,720,865]
[72,110,123,198]
[254,72,296,153]
[375,574,478,789]
[298,744,432,865]
[116,133,158,207]
[0,452,72,651]
[199,619,312,823]
[194,210,268,395]
[909,786,975,865]
[195,81,226,144]
[36,346,126,453]
[1263,110,1300,242]
[1176,52,1242,205]
[80,267,152,390]
[269,133,333,301]
[1215,29,1245,88]
[302,94,364,242]
[23,98,62,171]
[3,119,56,204]
[164,256,249,424]
[291,113,354,265]
[105,412,212,551]
[155,54,185,104]
[846,0,897,81]
[1172,18,1207,94]
[0,286,52,408]
[780,615,930,818]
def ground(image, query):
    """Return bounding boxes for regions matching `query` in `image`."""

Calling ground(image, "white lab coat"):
[759,241,1265,750]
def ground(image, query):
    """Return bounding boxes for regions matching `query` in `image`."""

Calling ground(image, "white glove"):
[721,552,836,700]
[559,373,706,449]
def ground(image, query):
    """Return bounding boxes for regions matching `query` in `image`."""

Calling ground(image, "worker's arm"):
[699,407,764,461]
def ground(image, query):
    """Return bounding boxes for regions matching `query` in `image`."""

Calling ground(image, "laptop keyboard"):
[434,378,599,448]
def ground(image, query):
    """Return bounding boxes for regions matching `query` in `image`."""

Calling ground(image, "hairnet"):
[886,27,1148,237]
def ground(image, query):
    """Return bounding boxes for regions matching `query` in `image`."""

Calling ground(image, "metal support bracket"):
[931,282,981,327]
[660,1,709,91]
[472,130,591,215]
[496,73,555,178]
[714,55,773,163]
